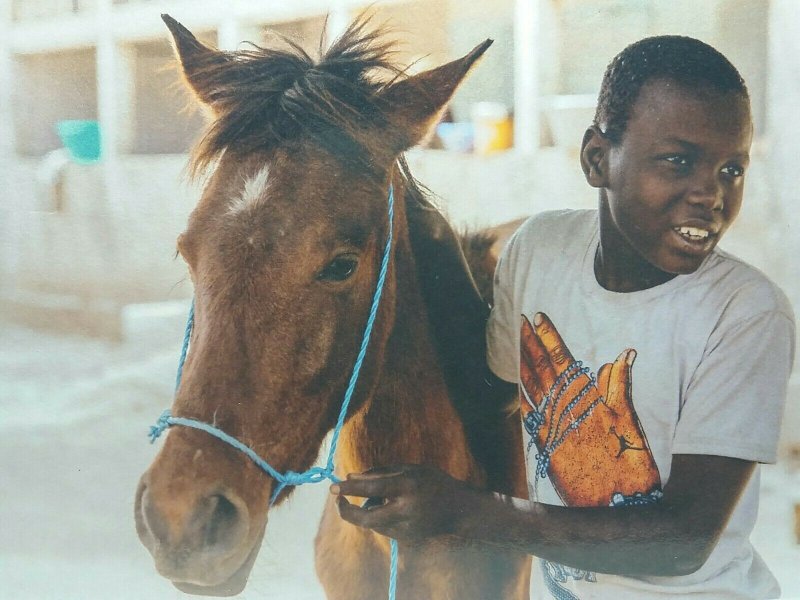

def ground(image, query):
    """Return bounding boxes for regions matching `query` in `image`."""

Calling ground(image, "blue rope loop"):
[149,184,399,600]
[148,409,342,503]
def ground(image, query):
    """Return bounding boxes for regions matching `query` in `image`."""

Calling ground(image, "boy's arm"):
[333,453,755,577]
[461,453,754,576]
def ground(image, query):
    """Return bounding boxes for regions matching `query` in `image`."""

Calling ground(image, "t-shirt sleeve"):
[672,306,796,464]
[486,231,521,384]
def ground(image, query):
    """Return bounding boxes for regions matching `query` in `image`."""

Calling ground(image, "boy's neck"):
[595,200,677,293]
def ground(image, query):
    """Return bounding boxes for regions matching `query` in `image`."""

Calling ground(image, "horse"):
[135,15,530,599]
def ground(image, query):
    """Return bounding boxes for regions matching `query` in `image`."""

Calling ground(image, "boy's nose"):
[687,173,724,211]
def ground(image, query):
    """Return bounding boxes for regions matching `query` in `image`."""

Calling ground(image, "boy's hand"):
[520,313,661,507]
[331,464,480,542]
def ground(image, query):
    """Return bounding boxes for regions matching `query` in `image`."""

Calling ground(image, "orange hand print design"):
[520,312,662,508]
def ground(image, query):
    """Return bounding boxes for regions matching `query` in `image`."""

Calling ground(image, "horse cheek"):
[289,311,338,386]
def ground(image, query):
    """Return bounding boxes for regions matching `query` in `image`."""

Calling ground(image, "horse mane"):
[459,231,496,304]
[188,18,407,177]
[396,155,520,494]
[397,156,497,306]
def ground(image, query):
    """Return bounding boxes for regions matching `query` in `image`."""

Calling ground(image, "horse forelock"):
[189,17,404,179]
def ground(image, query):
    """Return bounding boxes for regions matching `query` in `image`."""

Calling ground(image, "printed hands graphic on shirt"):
[520,313,662,508]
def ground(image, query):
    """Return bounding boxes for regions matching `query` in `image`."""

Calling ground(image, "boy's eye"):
[721,164,745,178]
[663,155,690,167]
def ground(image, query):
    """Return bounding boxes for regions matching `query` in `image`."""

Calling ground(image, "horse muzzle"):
[134,474,264,595]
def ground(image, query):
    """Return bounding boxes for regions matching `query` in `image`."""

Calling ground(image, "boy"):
[332,36,795,598]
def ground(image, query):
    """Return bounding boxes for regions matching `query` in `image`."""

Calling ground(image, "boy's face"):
[597,78,752,276]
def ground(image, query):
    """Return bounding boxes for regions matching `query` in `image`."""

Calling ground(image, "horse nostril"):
[205,494,240,548]
[136,477,249,561]
[191,492,248,555]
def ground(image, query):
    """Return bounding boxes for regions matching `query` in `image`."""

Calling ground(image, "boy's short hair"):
[594,36,749,144]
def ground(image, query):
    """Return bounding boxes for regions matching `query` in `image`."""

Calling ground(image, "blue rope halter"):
[148,184,399,599]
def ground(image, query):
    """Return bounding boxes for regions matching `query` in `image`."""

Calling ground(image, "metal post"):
[513,0,540,154]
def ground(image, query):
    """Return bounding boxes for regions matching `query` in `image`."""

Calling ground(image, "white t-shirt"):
[486,209,795,600]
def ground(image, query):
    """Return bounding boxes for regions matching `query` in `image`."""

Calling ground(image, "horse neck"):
[335,176,476,481]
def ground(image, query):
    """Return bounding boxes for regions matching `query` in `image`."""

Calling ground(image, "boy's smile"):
[583,78,753,292]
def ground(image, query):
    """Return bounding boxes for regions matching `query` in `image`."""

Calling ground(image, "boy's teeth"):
[675,226,709,240]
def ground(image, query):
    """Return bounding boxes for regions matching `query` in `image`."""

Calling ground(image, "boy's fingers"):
[331,472,408,499]
[352,466,406,478]
[520,314,552,401]
[533,312,576,373]
[336,495,398,531]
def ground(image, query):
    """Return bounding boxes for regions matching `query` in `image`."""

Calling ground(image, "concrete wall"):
[443,0,769,133]
[12,0,81,21]
[0,160,37,293]
[766,0,800,326]
[8,156,195,301]
[12,48,98,156]
[368,0,449,66]
[131,40,206,155]
[446,0,515,121]
[267,15,328,51]
[765,2,800,454]
[547,0,769,132]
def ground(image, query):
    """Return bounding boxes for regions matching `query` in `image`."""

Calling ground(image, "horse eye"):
[318,255,359,282]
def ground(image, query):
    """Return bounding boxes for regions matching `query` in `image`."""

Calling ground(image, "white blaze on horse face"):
[228,166,270,217]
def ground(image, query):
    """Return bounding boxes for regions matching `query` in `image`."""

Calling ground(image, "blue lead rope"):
[149,185,399,599]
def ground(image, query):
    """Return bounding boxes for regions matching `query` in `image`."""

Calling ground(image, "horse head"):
[134,15,490,595]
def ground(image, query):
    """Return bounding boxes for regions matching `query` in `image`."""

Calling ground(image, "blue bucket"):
[56,120,102,164]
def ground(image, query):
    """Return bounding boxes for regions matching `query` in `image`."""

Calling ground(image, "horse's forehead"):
[216,147,340,205]
[217,148,379,221]
[191,149,380,257]
[226,164,272,218]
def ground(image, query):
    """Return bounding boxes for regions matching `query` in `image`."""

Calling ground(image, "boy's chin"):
[657,239,721,275]
[661,254,709,276]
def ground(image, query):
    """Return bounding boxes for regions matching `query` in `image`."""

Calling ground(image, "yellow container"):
[471,102,513,155]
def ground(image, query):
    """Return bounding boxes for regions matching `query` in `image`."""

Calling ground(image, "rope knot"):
[149,410,173,443]
[282,467,329,486]
[270,466,336,504]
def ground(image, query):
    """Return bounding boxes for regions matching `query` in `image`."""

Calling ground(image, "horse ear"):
[162,14,230,108]
[377,39,492,153]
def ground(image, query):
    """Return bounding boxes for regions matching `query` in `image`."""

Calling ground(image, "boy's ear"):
[162,14,230,109]
[580,126,611,188]
[376,39,493,154]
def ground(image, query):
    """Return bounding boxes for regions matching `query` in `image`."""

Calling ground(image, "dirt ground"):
[1,321,798,599]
